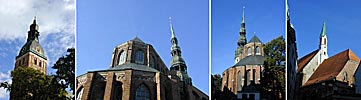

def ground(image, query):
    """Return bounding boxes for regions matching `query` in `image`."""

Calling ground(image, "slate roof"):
[132,37,144,43]
[234,55,264,66]
[305,49,360,86]
[248,35,262,43]
[106,63,160,72]
[297,49,319,72]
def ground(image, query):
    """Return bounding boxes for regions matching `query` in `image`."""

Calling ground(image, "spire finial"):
[169,17,176,38]
[320,20,326,37]
[33,16,37,24]
[242,6,245,23]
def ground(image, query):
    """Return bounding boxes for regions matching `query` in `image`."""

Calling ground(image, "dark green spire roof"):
[169,17,186,66]
[248,34,262,43]
[320,21,326,37]
[17,17,46,60]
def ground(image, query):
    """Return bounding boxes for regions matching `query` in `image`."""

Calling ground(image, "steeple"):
[28,16,40,42]
[319,21,328,64]
[168,17,191,84]
[15,17,47,74]
[235,7,247,62]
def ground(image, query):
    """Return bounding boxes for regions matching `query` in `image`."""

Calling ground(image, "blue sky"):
[289,0,361,59]
[211,0,285,74]
[76,0,209,94]
[0,0,75,99]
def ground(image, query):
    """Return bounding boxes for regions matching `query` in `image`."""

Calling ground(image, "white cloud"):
[0,0,75,40]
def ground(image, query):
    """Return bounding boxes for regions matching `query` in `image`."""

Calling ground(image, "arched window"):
[324,38,326,45]
[256,46,261,55]
[246,70,250,85]
[118,50,127,65]
[247,47,252,56]
[150,56,156,68]
[136,84,150,100]
[238,71,242,91]
[135,50,144,64]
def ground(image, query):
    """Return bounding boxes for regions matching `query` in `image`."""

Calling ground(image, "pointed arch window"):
[118,50,127,65]
[150,56,156,68]
[136,84,150,100]
[237,71,242,91]
[256,46,261,55]
[246,70,250,85]
[247,47,252,56]
[135,50,144,64]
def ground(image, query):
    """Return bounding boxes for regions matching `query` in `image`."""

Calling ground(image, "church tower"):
[15,17,47,74]
[319,21,328,64]
[169,17,192,85]
[235,7,247,64]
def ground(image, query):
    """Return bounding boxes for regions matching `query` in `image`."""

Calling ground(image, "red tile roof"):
[297,49,319,72]
[305,49,360,86]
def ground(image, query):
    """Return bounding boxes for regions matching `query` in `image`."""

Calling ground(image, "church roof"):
[132,37,144,43]
[107,63,160,72]
[297,49,319,72]
[234,55,264,66]
[305,49,360,86]
[17,40,47,59]
[248,35,262,43]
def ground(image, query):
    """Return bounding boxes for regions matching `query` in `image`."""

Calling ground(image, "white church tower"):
[319,21,328,64]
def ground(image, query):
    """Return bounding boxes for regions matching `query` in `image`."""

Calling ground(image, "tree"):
[52,48,75,93]
[262,36,286,100]
[10,67,68,100]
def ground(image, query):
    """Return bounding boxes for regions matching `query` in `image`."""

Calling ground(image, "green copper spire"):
[168,17,191,84]
[320,21,326,37]
[169,17,176,38]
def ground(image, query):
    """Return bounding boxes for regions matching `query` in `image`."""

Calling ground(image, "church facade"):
[221,8,265,100]
[75,19,208,100]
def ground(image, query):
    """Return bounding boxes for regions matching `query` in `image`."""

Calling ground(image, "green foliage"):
[52,48,75,93]
[261,36,286,99]
[264,36,285,66]
[213,74,222,90]
[10,67,68,100]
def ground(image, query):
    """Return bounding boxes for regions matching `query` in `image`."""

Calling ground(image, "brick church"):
[75,18,208,100]
[221,8,265,100]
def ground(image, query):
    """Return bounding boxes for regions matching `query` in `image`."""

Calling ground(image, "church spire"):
[320,21,326,37]
[235,7,247,61]
[27,16,40,42]
[168,17,191,84]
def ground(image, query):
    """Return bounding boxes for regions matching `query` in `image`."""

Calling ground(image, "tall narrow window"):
[118,50,126,65]
[150,56,156,68]
[135,50,144,64]
[247,47,252,56]
[246,70,250,86]
[238,71,242,91]
[253,69,256,82]
[256,46,261,55]
[136,84,150,100]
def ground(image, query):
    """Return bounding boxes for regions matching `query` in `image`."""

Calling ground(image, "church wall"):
[355,62,361,94]
[302,51,321,85]
[336,60,359,86]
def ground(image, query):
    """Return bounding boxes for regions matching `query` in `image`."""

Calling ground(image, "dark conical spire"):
[27,17,40,42]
